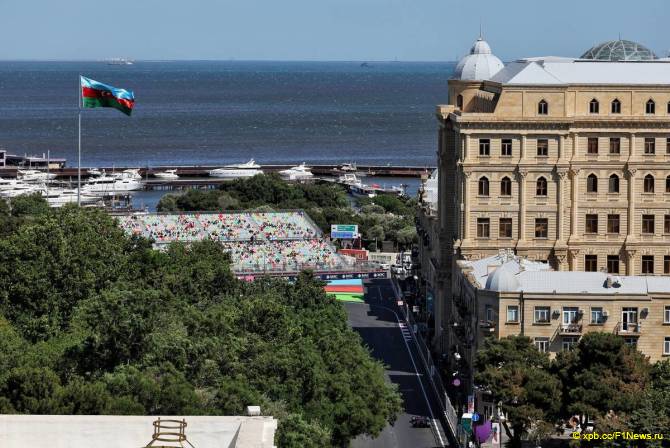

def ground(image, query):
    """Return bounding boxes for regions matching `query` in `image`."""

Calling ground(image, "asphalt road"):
[346,278,449,448]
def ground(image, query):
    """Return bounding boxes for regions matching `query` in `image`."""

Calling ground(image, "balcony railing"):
[615,322,641,335]
[558,323,582,335]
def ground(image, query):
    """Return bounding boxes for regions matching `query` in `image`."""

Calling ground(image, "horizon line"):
[0,58,462,64]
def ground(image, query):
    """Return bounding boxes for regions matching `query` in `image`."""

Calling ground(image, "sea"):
[0,60,456,208]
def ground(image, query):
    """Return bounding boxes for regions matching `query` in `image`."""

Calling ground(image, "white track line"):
[368,286,447,448]
[391,278,458,439]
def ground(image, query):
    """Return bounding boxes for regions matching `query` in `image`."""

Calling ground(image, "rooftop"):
[462,251,670,295]
[0,415,278,448]
[489,57,670,85]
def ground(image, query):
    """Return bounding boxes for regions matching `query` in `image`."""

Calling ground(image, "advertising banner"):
[331,224,359,239]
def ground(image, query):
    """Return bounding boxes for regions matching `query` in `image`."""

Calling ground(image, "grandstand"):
[117,211,385,279]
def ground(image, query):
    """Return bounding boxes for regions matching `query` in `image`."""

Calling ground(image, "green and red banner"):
[80,76,135,116]
[325,279,364,302]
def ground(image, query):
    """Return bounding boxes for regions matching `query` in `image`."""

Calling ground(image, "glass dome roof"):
[580,39,657,61]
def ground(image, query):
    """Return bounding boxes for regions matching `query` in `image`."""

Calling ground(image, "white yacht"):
[154,169,179,180]
[209,159,264,179]
[42,189,101,207]
[87,168,103,176]
[18,169,57,182]
[337,173,361,185]
[113,169,142,180]
[0,182,40,198]
[81,174,143,195]
[279,163,314,181]
[0,178,24,191]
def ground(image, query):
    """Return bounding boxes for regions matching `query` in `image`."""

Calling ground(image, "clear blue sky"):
[0,0,666,61]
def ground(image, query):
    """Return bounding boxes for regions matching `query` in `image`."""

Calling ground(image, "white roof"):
[453,37,504,81]
[0,415,278,448]
[464,253,670,295]
[490,58,670,85]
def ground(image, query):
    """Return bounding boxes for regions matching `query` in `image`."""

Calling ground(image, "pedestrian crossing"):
[398,322,413,342]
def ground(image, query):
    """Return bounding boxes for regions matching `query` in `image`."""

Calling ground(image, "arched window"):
[500,176,512,196]
[667,101,670,114]
[589,98,599,114]
[644,174,655,193]
[538,99,548,115]
[536,177,547,196]
[646,99,656,114]
[608,174,619,193]
[611,98,621,114]
[478,176,489,196]
[587,174,598,193]
[666,175,670,193]
[457,94,463,109]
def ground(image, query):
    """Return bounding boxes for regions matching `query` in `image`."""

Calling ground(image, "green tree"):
[0,206,134,340]
[66,284,173,373]
[475,335,562,448]
[0,367,63,414]
[556,332,650,430]
[8,193,50,217]
[276,413,332,448]
[395,225,418,248]
[0,204,403,446]
[628,360,670,446]
[365,224,385,242]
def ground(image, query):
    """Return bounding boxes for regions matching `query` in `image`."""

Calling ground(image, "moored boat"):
[0,181,40,198]
[153,169,179,180]
[42,188,101,207]
[17,169,56,182]
[279,163,314,181]
[209,159,264,179]
[81,174,143,195]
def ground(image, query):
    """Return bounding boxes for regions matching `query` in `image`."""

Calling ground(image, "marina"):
[0,162,433,179]
[0,160,430,211]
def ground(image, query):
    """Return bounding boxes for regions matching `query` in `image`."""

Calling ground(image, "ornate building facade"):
[417,37,670,352]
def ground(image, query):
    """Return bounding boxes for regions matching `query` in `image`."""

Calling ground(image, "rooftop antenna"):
[479,19,483,39]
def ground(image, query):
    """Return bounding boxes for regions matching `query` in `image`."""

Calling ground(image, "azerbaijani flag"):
[80,76,135,116]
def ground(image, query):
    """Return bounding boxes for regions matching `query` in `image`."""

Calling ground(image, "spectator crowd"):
[118,211,348,272]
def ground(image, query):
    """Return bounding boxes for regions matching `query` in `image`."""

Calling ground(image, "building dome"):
[580,39,657,61]
[453,37,504,81]
[484,265,520,292]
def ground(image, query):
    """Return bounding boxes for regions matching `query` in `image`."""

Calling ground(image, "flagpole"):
[77,75,81,206]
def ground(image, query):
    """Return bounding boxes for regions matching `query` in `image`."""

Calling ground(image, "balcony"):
[615,322,641,336]
[558,324,583,335]
[479,320,496,333]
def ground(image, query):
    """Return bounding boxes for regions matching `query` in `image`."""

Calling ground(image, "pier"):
[0,163,435,180]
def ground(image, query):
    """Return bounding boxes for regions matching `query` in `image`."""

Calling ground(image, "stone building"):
[449,250,670,419]
[416,37,670,353]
